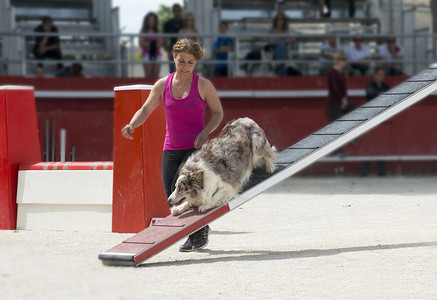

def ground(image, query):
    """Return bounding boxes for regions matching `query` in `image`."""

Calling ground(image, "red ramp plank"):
[99,205,230,266]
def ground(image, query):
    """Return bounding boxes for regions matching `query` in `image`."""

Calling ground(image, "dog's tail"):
[248,122,277,173]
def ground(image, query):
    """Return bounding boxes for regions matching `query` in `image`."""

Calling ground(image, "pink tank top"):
[163,72,206,150]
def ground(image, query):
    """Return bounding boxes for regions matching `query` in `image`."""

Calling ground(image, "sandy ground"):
[1,176,437,300]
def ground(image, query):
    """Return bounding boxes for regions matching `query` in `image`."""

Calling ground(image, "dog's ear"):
[189,169,204,184]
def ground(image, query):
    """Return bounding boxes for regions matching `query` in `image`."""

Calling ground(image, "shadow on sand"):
[139,241,437,268]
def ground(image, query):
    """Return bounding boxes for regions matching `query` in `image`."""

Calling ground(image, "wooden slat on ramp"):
[99,64,437,266]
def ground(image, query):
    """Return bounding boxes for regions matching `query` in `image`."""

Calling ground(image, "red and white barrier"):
[0,86,41,229]
[16,162,113,231]
[2,84,169,232]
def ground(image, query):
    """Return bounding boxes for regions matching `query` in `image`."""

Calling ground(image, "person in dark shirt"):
[328,52,356,120]
[163,3,184,73]
[327,51,356,157]
[32,16,63,72]
[361,66,390,176]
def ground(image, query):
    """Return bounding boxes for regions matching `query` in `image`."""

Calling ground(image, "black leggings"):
[161,148,197,199]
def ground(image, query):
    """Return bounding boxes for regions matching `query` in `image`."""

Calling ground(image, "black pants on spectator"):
[328,102,356,155]
[385,67,404,76]
[323,0,355,18]
[214,68,228,77]
[350,63,369,76]
[328,102,356,122]
[361,160,386,176]
[32,47,63,70]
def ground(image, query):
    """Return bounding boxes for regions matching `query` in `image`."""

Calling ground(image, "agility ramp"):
[99,64,437,266]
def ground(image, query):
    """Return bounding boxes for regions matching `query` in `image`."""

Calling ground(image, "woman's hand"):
[341,97,348,110]
[121,124,135,140]
[194,131,208,149]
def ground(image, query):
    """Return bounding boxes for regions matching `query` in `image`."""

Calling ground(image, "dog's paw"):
[266,162,277,173]
[171,207,181,216]
[198,204,210,213]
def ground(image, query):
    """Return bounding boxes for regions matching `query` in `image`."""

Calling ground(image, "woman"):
[139,12,163,78]
[121,39,223,252]
[178,12,199,42]
[267,12,294,76]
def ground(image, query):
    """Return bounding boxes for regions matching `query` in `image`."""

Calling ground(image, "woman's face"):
[185,15,194,28]
[147,15,156,27]
[274,14,286,29]
[173,52,197,75]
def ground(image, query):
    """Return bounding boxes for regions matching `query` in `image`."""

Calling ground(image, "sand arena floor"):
[1,176,437,299]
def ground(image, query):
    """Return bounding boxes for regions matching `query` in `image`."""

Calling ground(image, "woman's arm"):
[138,33,149,49]
[157,35,164,49]
[121,78,165,139]
[195,77,224,148]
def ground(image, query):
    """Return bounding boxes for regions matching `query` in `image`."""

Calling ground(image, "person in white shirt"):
[347,36,372,76]
[378,36,404,76]
[319,36,343,75]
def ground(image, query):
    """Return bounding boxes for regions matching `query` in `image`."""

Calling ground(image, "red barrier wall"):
[112,85,170,233]
[0,86,41,229]
[1,75,436,174]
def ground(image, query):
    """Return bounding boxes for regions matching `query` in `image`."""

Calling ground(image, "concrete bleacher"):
[3,0,121,77]
[216,0,380,76]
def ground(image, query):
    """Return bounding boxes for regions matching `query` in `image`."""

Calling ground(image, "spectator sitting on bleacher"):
[267,12,294,76]
[319,36,343,76]
[378,36,404,76]
[346,36,372,76]
[32,16,63,74]
[213,21,234,77]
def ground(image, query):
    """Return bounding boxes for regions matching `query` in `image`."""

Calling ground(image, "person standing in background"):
[212,21,234,77]
[164,3,184,73]
[139,12,163,78]
[327,51,356,157]
[361,66,390,176]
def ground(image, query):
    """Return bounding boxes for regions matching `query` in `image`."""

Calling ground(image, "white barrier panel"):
[16,166,112,231]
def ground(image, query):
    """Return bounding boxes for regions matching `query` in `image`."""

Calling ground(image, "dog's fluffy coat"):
[168,117,277,216]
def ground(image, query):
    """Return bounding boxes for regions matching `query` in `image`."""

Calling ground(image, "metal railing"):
[0,31,435,77]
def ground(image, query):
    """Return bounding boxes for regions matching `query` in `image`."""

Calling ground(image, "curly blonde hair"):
[173,38,206,61]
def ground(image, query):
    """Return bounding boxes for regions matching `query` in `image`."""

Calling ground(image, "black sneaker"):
[179,235,194,252]
[191,225,211,250]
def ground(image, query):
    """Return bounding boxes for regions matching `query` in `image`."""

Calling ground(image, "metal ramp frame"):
[99,64,437,266]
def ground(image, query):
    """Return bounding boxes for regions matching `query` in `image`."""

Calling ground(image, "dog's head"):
[167,168,204,207]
